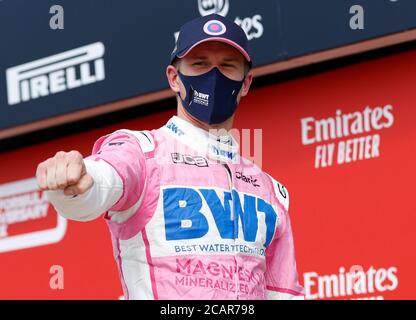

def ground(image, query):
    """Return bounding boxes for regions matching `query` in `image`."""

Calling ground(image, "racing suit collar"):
[162,116,240,164]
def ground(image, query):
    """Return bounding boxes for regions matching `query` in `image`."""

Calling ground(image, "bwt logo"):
[198,0,229,17]
[211,145,236,160]
[6,42,105,105]
[166,122,185,136]
[194,90,209,101]
[193,89,210,106]
[163,187,279,247]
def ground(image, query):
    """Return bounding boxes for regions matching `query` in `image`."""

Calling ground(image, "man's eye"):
[193,62,204,66]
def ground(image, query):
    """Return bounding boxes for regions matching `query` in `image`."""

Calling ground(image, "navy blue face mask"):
[177,67,244,124]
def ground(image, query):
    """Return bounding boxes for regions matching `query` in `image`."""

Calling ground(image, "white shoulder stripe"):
[115,129,155,153]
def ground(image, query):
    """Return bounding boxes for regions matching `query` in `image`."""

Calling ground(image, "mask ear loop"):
[174,68,184,100]
[238,65,251,96]
[176,70,194,107]
[233,72,247,98]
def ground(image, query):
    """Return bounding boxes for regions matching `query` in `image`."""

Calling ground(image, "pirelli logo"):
[6,42,105,105]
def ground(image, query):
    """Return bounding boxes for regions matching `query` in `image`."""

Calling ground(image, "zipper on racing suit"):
[223,163,240,299]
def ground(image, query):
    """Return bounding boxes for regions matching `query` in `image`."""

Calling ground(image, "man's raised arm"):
[36,131,147,222]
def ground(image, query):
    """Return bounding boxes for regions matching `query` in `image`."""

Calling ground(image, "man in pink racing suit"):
[37,14,304,300]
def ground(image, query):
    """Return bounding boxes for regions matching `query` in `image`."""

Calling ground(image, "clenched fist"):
[36,151,94,196]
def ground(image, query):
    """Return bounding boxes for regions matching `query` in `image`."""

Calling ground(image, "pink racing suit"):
[58,116,304,300]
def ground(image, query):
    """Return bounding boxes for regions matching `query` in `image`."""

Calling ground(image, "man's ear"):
[240,69,253,98]
[166,65,181,94]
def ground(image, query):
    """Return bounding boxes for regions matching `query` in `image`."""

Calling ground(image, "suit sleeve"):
[47,131,146,222]
[86,130,147,213]
[265,176,305,300]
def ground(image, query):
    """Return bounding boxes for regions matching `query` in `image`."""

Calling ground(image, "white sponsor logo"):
[0,178,67,253]
[234,15,264,41]
[303,265,399,300]
[198,0,229,17]
[300,105,394,168]
[6,42,105,105]
[193,89,210,106]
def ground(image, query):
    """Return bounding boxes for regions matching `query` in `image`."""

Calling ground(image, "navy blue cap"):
[170,14,251,67]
